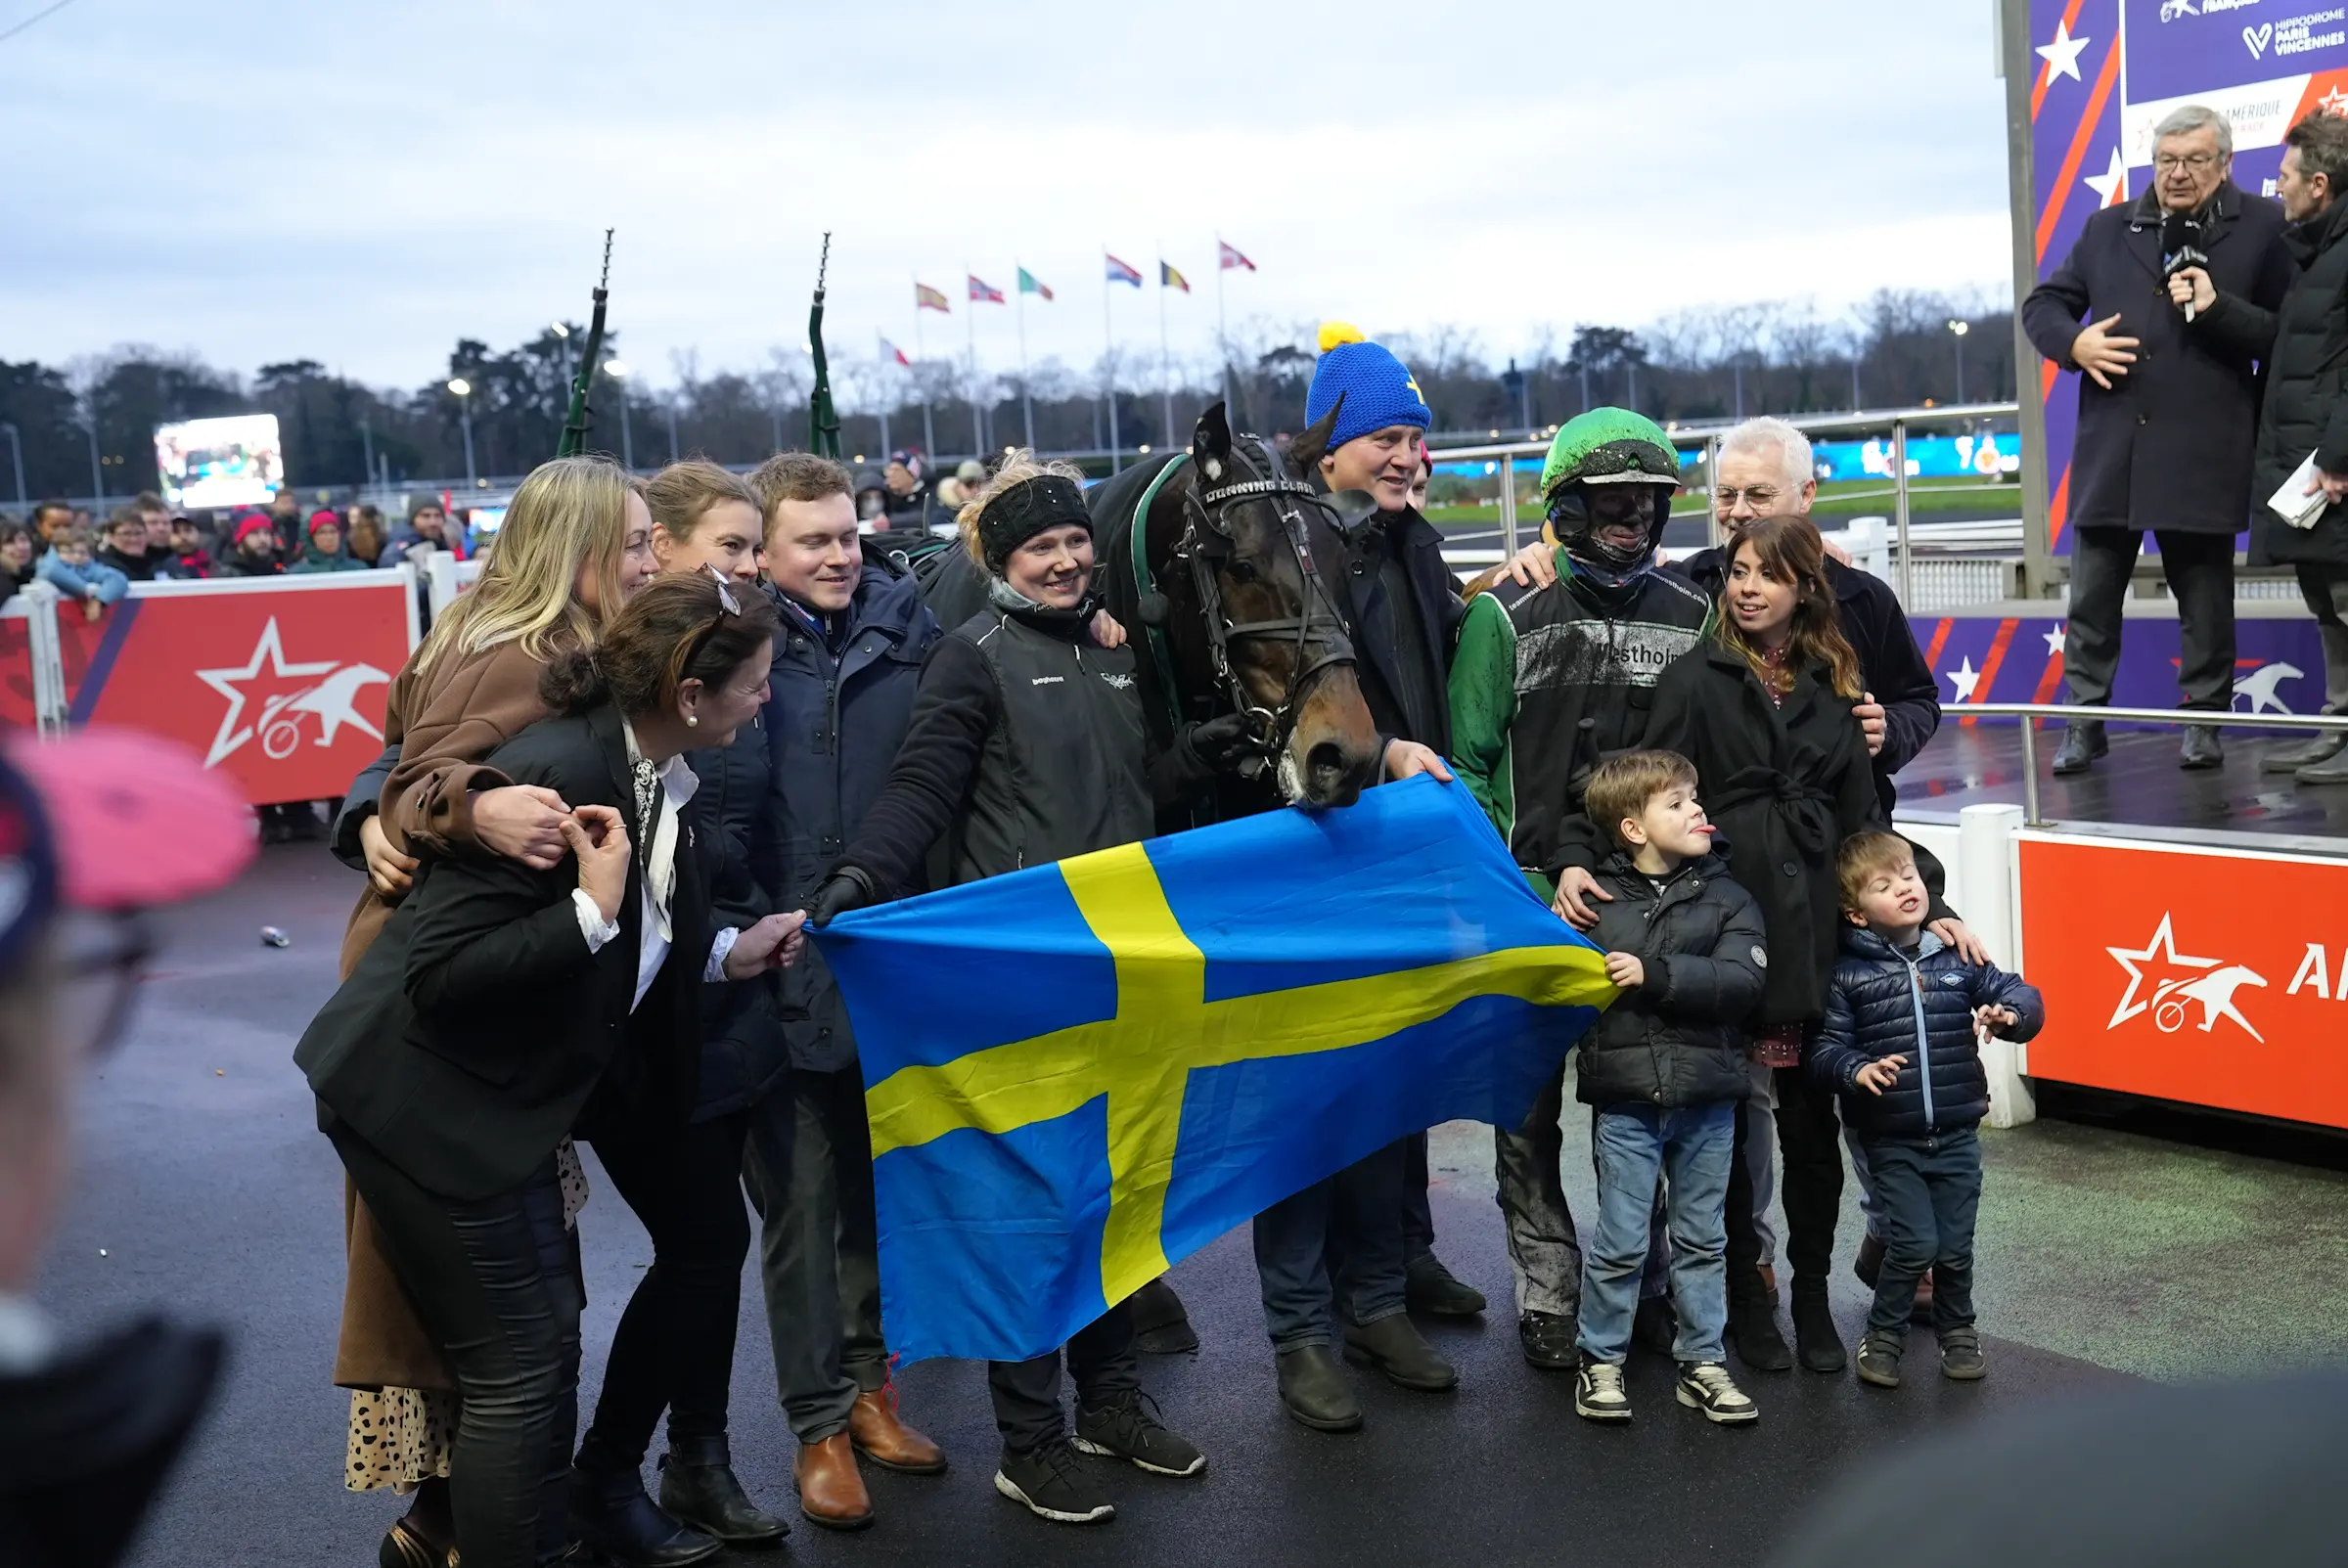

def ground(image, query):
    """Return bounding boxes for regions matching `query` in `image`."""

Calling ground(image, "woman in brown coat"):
[332,455,656,1568]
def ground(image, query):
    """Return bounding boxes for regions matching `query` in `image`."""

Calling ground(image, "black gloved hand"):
[1182,711,1266,776]
[804,865,877,928]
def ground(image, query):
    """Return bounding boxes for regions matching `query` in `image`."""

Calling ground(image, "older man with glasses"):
[2022,103,2294,776]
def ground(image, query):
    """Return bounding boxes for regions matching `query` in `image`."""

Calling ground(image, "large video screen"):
[154,415,284,510]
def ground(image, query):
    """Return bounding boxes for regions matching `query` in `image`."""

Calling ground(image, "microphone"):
[2161,210,2211,322]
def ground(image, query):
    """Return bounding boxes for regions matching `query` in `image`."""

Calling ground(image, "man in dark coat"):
[740,454,949,1529]
[2174,112,2348,784]
[2022,102,2294,774]
[1255,327,1470,1428]
[880,449,947,535]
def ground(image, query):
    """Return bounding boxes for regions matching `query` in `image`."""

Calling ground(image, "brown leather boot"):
[793,1434,875,1531]
[848,1387,948,1475]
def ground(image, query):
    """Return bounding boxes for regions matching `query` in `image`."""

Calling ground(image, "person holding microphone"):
[2020,103,2293,775]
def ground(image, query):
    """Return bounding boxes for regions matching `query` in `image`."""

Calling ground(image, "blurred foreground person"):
[0,729,257,1567]
[1771,1373,2338,1568]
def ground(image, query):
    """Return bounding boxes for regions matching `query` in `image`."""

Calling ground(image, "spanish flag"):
[915,282,951,313]
[1160,260,1191,293]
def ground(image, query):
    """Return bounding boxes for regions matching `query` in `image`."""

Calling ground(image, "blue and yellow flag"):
[815,777,1613,1365]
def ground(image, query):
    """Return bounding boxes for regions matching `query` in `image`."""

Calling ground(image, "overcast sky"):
[4,0,2013,392]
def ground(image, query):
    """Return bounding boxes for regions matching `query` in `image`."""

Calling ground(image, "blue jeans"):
[1576,1101,1735,1366]
[1862,1128,1982,1339]
[1253,1138,1410,1352]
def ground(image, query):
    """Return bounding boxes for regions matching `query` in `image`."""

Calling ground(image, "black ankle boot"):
[1790,1278,1847,1374]
[569,1463,723,1567]
[658,1433,788,1546]
[1727,1268,1792,1372]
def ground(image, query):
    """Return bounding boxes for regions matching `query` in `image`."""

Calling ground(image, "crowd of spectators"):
[0,492,464,607]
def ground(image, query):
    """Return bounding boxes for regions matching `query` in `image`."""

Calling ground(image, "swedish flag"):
[815,777,1614,1365]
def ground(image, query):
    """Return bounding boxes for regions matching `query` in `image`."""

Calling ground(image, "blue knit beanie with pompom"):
[1305,323,1431,450]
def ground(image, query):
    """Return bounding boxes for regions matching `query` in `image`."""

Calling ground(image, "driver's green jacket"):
[1446,544,1714,894]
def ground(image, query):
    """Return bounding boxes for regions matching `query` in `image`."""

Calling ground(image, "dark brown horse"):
[1089,401,1383,816]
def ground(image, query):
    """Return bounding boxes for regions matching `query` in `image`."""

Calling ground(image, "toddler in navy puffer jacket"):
[1810,831,2043,1389]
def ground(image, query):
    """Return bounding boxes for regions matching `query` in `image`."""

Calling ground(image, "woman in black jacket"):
[1644,514,1886,1378]
[564,469,800,1563]
[295,573,803,1568]
[804,454,1204,1530]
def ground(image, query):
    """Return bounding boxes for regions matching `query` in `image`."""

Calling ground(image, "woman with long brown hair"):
[1642,512,1887,1380]
[299,571,801,1568]
[326,455,657,1568]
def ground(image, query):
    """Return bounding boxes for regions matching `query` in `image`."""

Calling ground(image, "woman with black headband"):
[803,452,1206,1528]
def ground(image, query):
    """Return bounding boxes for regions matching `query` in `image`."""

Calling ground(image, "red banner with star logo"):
[2017,833,2348,1128]
[29,574,416,806]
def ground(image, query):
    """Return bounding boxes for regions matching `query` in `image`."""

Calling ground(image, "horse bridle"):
[1172,437,1359,777]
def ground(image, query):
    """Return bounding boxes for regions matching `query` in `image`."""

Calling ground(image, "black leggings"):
[1726,1064,1845,1290]
[332,1125,581,1568]
[576,1109,754,1474]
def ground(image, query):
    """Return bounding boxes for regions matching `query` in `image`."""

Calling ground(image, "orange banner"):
[2018,835,2348,1129]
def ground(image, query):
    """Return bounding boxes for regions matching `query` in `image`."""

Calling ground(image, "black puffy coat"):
[1643,642,1885,1027]
[1808,926,2044,1142]
[2021,181,2293,535]
[1571,850,1765,1109]
[2194,193,2348,566]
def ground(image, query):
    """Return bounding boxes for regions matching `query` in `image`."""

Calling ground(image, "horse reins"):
[1173,437,1360,779]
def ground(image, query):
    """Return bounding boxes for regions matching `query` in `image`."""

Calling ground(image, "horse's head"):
[1168,401,1382,808]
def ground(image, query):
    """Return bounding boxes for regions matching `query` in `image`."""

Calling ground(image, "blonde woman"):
[329,455,656,1568]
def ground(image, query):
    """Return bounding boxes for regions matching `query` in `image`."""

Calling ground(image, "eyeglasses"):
[1714,485,1783,510]
[57,911,156,1064]
[2152,153,2221,173]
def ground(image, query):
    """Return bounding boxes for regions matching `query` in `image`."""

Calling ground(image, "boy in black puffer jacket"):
[1811,831,2044,1391]
[1566,750,1768,1428]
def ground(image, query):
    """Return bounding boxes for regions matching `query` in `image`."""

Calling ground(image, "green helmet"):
[1538,408,1683,500]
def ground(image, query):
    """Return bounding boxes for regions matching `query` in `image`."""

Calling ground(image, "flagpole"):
[1215,233,1231,420]
[965,263,983,461]
[913,283,935,462]
[1016,262,1034,453]
[1104,247,1121,476]
[1157,240,1175,451]
[876,330,891,457]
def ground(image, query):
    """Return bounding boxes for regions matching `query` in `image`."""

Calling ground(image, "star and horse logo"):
[2106,912,2268,1043]
[195,617,390,768]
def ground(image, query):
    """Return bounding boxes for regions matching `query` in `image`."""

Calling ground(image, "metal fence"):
[1430,401,2025,606]
[1964,700,2348,828]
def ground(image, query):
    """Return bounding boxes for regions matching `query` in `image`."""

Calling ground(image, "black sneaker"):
[994,1439,1114,1525]
[1517,1310,1578,1370]
[1072,1389,1205,1477]
[1573,1359,1631,1423]
[1855,1332,1903,1388]
[1675,1362,1759,1424]
[1939,1326,1987,1381]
